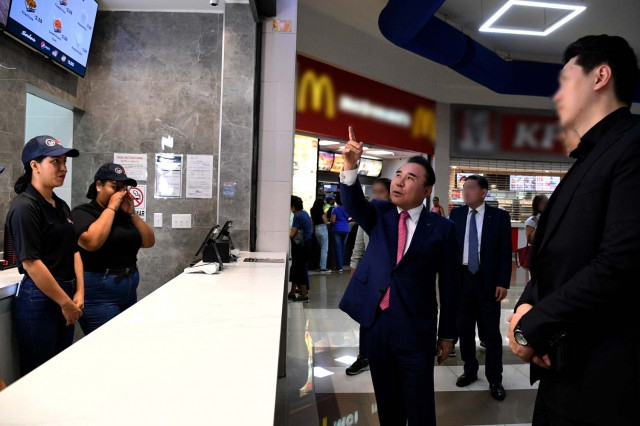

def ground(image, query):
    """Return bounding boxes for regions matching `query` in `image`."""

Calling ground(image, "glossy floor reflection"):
[276,262,536,426]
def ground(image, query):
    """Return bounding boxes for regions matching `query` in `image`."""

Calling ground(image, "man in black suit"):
[508,35,640,424]
[450,175,512,400]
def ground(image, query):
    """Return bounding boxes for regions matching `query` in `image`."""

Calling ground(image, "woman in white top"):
[525,194,549,245]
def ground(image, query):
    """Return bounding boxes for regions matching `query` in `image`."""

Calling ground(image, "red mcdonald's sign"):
[296,55,436,155]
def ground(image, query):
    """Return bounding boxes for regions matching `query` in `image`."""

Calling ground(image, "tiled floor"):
[275,262,537,425]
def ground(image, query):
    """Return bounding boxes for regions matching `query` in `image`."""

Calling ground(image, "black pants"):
[290,240,310,288]
[365,311,436,426]
[458,266,503,384]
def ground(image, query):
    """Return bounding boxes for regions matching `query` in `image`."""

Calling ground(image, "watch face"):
[515,332,528,346]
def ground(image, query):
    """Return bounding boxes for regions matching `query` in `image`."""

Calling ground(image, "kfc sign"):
[296,55,436,155]
[453,107,568,160]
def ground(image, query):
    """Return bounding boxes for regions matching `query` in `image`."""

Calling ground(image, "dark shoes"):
[294,296,310,303]
[346,356,370,376]
[490,383,506,401]
[456,373,478,387]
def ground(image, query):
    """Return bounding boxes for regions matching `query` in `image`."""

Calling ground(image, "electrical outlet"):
[172,214,191,229]
[154,213,163,228]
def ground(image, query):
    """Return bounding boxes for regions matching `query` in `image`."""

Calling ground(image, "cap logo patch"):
[114,167,123,174]
[45,139,60,147]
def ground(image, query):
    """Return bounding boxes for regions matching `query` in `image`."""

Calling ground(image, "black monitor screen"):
[5,0,98,77]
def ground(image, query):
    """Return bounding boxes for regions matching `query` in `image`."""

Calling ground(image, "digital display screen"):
[357,158,383,177]
[330,154,344,173]
[535,176,561,192]
[6,0,98,77]
[456,172,483,188]
[510,175,536,191]
[318,151,334,172]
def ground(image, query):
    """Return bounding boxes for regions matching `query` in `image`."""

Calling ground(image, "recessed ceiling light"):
[367,150,395,156]
[452,166,458,169]
[479,0,586,37]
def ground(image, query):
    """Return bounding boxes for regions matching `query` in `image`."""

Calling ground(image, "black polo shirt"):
[71,200,142,271]
[5,185,78,281]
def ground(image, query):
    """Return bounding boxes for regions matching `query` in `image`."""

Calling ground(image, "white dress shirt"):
[340,169,423,255]
[463,202,485,265]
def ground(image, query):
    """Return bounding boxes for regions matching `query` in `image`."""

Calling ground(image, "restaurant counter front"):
[0,252,287,425]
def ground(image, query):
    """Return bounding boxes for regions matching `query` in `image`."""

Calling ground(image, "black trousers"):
[365,310,436,426]
[458,266,503,384]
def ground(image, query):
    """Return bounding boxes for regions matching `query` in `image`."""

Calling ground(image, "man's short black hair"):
[406,156,436,187]
[464,175,489,190]
[291,195,304,211]
[563,35,638,107]
[373,177,391,193]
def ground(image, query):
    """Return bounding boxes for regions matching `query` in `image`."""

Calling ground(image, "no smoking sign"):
[130,185,146,221]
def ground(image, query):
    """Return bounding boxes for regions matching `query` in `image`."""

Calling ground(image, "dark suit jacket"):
[450,204,512,291]
[338,178,460,351]
[516,108,640,419]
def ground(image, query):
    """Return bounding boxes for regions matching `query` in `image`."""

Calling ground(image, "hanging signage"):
[452,106,569,160]
[296,55,436,155]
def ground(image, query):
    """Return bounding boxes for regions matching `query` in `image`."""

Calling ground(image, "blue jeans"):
[13,277,76,376]
[315,224,328,270]
[333,230,349,270]
[79,269,139,335]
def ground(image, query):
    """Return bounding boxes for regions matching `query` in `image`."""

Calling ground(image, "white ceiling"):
[301,0,640,64]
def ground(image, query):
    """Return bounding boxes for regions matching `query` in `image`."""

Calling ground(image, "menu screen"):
[6,0,98,77]
[535,176,561,192]
[510,175,536,191]
[0,0,10,28]
[358,158,383,177]
[318,151,335,172]
[330,154,345,173]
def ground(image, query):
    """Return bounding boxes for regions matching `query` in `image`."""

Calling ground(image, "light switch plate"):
[172,214,191,229]
[154,213,163,228]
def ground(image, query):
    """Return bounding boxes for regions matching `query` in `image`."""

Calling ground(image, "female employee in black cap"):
[71,163,155,334]
[6,135,84,376]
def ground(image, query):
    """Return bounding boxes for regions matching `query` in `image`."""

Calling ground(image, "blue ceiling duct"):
[378,0,640,102]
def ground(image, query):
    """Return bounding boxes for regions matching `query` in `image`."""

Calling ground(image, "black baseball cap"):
[22,135,79,164]
[94,163,137,187]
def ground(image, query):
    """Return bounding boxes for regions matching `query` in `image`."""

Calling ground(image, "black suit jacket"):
[516,108,640,419]
[450,204,512,291]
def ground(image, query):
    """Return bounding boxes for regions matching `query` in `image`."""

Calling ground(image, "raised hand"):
[342,126,364,171]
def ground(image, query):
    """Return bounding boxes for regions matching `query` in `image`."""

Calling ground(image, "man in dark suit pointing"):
[450,175,512,400]
[508,35,640,424]
[339,127,460,425]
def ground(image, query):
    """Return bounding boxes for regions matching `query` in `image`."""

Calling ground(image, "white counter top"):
[0,268,22,299]
[0,252,287,425]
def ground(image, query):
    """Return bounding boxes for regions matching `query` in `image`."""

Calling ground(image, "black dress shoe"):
[456,373,478,387]
[490,383,506,401]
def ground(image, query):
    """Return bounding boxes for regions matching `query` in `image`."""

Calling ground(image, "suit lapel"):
[384,206,400,267]
[481,205,494,251]
[539,117,636,252]
[398,208,435,266]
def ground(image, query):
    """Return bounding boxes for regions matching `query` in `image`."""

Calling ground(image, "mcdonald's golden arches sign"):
[296,55,436,155]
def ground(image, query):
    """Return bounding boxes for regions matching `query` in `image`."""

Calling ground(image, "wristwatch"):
[514,324,529,346]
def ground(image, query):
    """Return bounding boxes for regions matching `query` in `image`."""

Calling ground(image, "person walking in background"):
[330,193,350,273]
[310,198,330,273]
[288,196,313,303]
[431,196,445,216]
[72,163,155,335]
[6,136,84,376]
[339,127,459,425]
[508,35,640,424]
[346,177,391,376]
[525,195,548,245]
[450,175,512,401]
